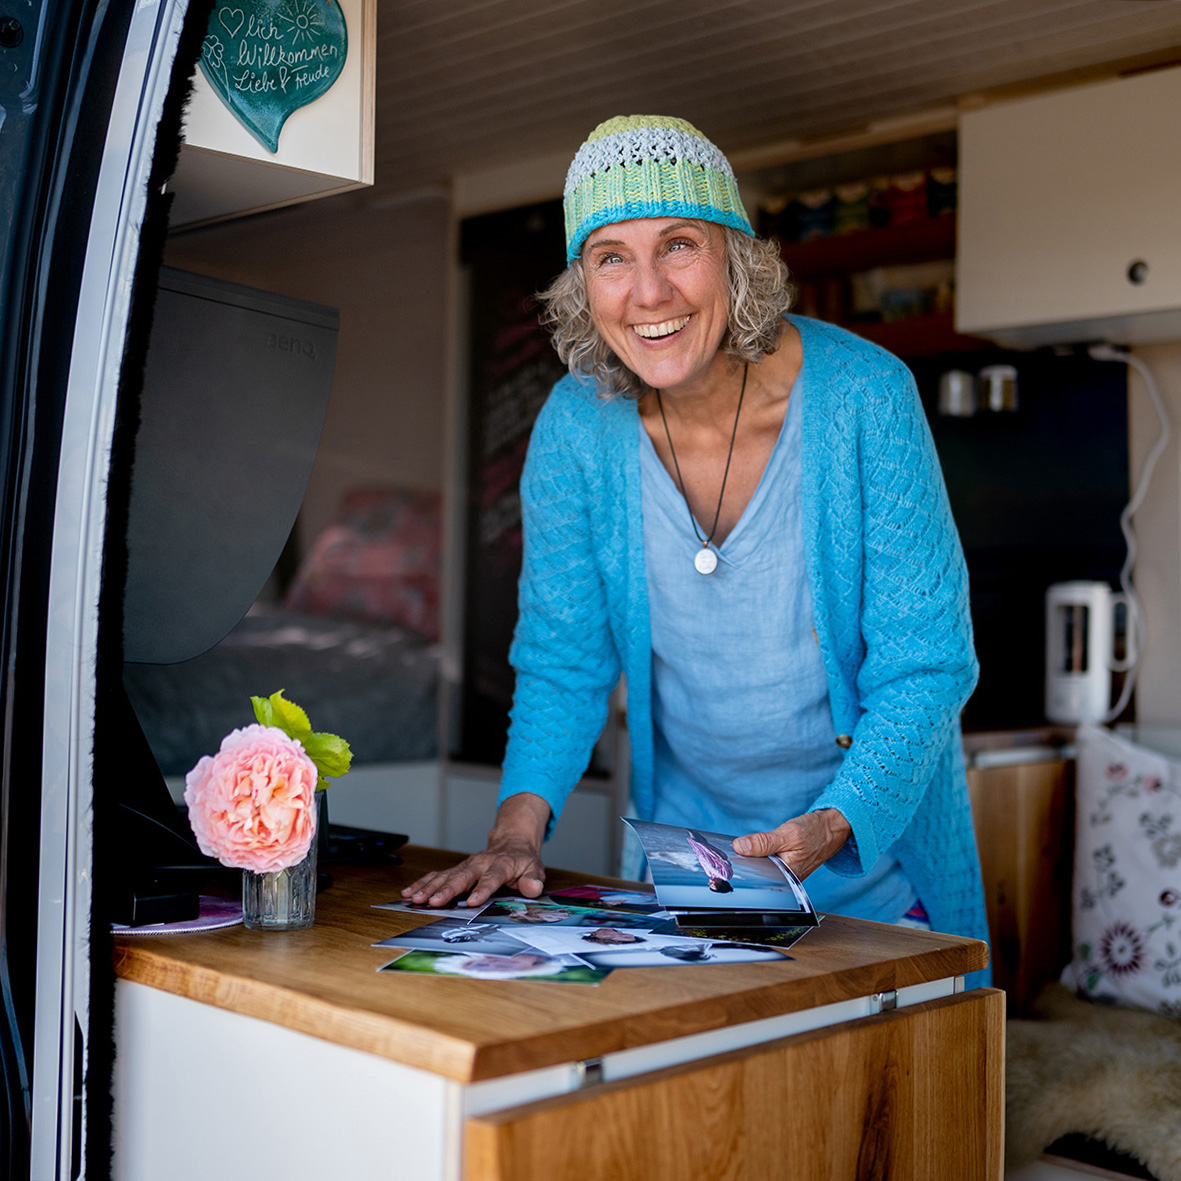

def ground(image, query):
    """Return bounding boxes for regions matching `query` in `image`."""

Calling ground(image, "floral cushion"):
[1062,724,1181,1016]
[284,487,441,640]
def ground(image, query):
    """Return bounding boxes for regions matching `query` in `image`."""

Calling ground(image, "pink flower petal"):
[183,724,318,872]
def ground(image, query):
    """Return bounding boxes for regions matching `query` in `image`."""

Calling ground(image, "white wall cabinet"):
[171,0,376,228]
[957,66,1181,348]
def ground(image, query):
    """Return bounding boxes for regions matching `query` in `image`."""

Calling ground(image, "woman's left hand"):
[731,808,852,880]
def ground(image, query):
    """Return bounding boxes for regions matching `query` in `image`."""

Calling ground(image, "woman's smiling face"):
[581,217,730,396]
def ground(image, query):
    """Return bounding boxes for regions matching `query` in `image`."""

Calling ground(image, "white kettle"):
[1044,581,1133,724]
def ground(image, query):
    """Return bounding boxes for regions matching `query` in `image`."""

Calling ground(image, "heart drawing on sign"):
[199,0,348,155]
[219,8,245,37]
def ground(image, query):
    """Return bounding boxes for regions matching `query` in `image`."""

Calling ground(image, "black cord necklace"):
[656,361,748,575]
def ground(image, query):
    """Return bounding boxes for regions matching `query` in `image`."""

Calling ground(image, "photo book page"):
[624,818,820,931]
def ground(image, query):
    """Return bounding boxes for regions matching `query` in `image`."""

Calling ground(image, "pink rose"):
[184,724,318,873]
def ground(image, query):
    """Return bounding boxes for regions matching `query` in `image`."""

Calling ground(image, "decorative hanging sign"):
[199,0,349,154]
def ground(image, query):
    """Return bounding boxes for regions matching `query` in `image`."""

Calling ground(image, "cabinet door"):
[968,760,1073,1014]
[957,67,1181,346]
[465,989,1005,1181]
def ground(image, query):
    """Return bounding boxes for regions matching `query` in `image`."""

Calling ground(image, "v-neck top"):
[638,358,918,923]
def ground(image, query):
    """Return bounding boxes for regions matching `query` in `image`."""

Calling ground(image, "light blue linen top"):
[639,377,919,923]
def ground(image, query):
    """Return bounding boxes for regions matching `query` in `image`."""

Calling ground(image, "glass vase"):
[242,840,317,932]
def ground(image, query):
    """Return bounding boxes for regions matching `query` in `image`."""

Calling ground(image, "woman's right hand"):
[400,792,550,909]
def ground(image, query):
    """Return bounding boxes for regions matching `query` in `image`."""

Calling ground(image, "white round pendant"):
[694,546,718,575]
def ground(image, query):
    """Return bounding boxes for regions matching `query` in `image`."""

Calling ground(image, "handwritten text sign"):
[199,0,348,154]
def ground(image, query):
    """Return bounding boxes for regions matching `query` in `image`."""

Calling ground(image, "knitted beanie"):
[563,115,754,264]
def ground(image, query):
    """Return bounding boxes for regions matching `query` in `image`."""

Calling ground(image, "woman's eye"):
[594,252,623,266]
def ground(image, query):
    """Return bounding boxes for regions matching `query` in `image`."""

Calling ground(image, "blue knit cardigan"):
[499,315,990,966]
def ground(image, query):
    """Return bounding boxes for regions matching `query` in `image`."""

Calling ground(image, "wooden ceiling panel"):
[370,0,1181,195]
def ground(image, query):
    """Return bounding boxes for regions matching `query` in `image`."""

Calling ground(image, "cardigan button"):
[835,734,853,750]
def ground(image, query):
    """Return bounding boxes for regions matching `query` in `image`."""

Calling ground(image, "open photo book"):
[624,819,821,933]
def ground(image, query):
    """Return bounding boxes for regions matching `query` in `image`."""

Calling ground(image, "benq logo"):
[266,332,317,361]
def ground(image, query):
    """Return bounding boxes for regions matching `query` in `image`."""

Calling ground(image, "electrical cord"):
[1087,344,1172,722]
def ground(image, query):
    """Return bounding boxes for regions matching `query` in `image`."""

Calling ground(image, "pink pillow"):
[285,487,441,640]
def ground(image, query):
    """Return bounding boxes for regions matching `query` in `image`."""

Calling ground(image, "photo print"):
[372,917,534,956]
[511,925,664,957]
[625,819,816,918]
[544,884,669,917]
[577,942,790,969]
[516,924,791,968]
[653,919,814,951]
[378,949,610,984]
[477,898,655,929]
[373,884,525,918]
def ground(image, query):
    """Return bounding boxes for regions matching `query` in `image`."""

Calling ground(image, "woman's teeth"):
[633,316,690,339]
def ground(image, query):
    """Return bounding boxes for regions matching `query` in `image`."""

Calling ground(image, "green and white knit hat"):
[563,115,754,264]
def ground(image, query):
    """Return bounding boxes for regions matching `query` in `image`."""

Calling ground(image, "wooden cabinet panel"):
[464,989,1005,1181]
[968,759,1073,1014]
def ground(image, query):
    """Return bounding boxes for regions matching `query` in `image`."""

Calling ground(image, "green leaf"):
[267,689,312,737]
[251,694,275,727]
[302,731,352,780]
[248,690,351,789]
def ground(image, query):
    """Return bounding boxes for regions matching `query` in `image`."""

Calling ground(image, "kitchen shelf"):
[780,215,957,280]
[841,312,992,357]
[776,215,986,357]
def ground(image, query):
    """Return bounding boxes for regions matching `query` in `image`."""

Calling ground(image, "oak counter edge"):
[110,856,989,1083]
[112,932,987,1083]
[113,942,482,1081]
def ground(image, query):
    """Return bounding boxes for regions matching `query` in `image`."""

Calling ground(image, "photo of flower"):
[545,885,667,916]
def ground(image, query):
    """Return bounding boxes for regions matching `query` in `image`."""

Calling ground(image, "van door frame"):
[23,2,191,1176]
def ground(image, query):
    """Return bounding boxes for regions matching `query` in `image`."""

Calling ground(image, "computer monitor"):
[113,266,339,923]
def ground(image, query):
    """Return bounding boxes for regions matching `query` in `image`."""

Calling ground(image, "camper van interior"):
[8,2,1181,1179]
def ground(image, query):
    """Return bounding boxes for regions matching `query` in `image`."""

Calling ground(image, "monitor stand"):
[107,681,234,925]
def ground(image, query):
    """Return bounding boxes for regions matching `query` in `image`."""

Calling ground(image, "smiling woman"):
[581,218,731,397]
[540,213,791,399]
[403,115,989,982]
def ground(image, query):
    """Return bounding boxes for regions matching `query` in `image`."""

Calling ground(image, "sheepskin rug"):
[1006,984,1181,1180]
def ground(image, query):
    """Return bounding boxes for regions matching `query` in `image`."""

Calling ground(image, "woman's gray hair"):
[537,225,794,399]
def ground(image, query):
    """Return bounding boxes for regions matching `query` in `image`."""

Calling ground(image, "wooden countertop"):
[113,846,988,1084]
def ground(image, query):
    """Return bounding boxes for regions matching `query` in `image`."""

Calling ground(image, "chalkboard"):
[199,0,348,153]
[456,202,567,766]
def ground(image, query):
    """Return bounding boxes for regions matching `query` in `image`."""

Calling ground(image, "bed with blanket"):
[124,604,440,775]
[125,486,443,780]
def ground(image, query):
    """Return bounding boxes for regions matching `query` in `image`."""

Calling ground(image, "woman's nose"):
[631,257,672,307]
